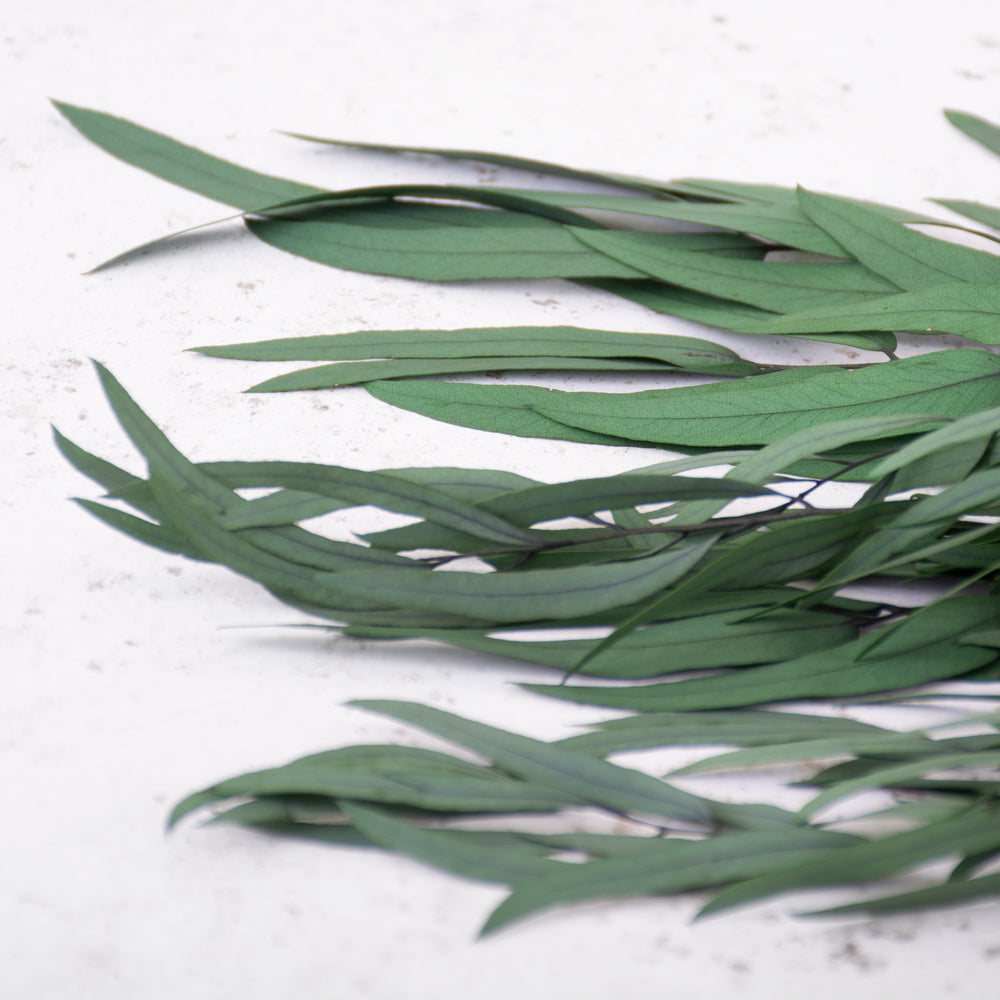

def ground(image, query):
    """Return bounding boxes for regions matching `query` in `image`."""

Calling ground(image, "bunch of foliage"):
[56,103,1000,931]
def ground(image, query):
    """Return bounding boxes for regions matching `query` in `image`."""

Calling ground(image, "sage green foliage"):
[58,102,1000,932]
[167,697,1000,935]
[56,100,1000,379]
[54,101,1000,463]
[61,366,1000,930]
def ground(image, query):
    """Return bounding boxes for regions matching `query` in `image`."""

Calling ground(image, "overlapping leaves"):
[57,103,1000,931]
[56,101,1000,458]
[167,698,1000,935]
[60,366,1000,929]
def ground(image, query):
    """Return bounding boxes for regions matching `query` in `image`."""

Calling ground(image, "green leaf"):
[368,351,1000,452]
[945,109,1000,161]
[365,378,638,446]
[558,710,886,755]
[323,534,719,624]
[53,100,320,210]
[867,404,1000,479]
[528,350,1000,449]
[525,595,1000,711]
[498,189,849,255]
[573,229,899,312]
[933,199,1000,231]
[482,827,859,935]
[742,282,1000,344]
[195,325,761,384]
[281,131,679,194]
[72,499,204,560]
[806,870,1000,917]
[247,204,648,281]
[796,187,1000,289]
[350,700,712,825]
[169,744,577,828]
[668,733,939,777]
[341,802,558,882]
[699,805,1000,917]
[345,607,856,680]
[242,355,721,392]
[798,749,1000,820]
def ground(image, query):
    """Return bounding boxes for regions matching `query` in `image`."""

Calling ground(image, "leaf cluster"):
[56,103,1000,931]
[168,698,1000,935]
[52,103,1000,378]
[60,365,1000,929]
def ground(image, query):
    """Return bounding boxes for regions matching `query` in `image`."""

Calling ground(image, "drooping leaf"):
[246,204,650,281]
[481,827,859,935]
[169,744,578,828]
[280,130,680,194]
[742,282,1000,344]
[350,700,713,825]
[558,710,886,756]
[525,595,1000,711]
[698,804,1000,917]
[343,607,856,680]
[795,187,1000,289]
[572,229,899,312]
[341,802,560,883]
[53,100,320,210]
[366,351,1000,456]
[194,324,762,387]
[945,109,1000,162]
[806,870,1000,917]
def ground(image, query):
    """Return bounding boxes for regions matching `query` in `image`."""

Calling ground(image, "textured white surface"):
[6,1,1000,997]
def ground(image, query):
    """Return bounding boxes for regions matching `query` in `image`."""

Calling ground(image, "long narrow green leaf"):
[799,750,1000,820]
[698,805,1000,917]
[525,596,1000,711]
[193,325,753,366]
[341,802,558,882]
[496,189,849,255]
[242,355,723,392]
[368,350,1000,452]
[945,109,1000,161]
[933,199,1000,231]
[669,734,940,777]
[169,744,577,828]
[350,700,712,825]
[54,101,320,209]
[482,827,859,935]
[281,131,679,194]
[867,405,1000,479]
[558,710,886,755]
[324,534,719,624]
[247,205,649,281]
[806,870,1000,916]
[796,187,1000,289]
[742,282,1000,344]
[573,229,899,312]
[343,608,856,680]
[195,325,761,382]
[528,350,1000,448]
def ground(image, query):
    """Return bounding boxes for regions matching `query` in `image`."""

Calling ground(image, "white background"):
[5,1,1000,996]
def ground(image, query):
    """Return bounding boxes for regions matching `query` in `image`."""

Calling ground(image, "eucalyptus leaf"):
[367,350,1000,453]
[350,700,712,825]
[698,805,1000,918]
[795,187,1000,289]
[742,282,1000,344]
[525,596,1000,711]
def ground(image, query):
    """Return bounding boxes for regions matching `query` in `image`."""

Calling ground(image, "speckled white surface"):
[6,1,1000,997]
